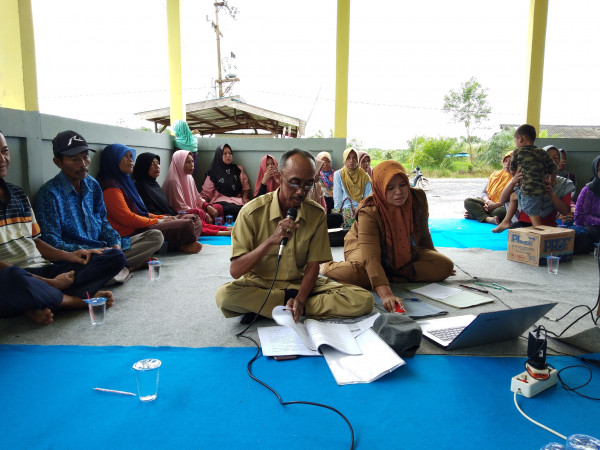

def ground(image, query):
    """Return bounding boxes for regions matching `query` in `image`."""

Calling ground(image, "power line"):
[39,86,213,100]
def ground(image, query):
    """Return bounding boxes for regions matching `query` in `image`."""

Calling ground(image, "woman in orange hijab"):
[321,160,454,313]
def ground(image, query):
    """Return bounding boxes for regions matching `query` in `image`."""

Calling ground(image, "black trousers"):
[0,249,125,317]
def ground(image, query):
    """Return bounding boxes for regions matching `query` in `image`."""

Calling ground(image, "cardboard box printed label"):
[507,226,574,266]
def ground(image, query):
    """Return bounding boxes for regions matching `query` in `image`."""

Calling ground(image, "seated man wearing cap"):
[0,130,125,324]
[35,130,163,279]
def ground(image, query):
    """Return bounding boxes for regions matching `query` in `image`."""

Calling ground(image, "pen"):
[94,387,136,396]
[492,282,512,292]
[474,282,502,290]
[459,284,488,294]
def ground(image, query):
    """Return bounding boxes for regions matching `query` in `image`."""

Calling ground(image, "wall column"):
[334,0,350,140]
[0,0,39,111]
[524,0,548,135]
[166,0,184,126]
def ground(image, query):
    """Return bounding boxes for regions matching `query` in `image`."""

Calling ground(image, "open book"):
[257,306,366,356]
[258,306,405,385]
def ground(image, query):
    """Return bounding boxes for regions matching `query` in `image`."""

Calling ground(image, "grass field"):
[371,159,497,178]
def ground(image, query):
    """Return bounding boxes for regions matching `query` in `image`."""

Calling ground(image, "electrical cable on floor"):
[555,365,600,401]
[235,256,355,450]
[543,253,600,336]
[513,391,567,440]
[453,262,511,309]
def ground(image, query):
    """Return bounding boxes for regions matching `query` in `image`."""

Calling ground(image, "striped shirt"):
[0,179,48,268]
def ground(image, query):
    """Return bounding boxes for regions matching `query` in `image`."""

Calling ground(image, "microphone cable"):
[543,253,600,337]
[235,240,355,450]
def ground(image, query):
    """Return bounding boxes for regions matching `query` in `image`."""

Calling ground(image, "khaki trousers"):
[322,247,454,288]
[215,274,373,320]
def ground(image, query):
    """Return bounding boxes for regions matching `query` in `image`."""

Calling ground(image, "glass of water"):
[132,359,161,402]
[148,260,161,281]
[85,297,106,325]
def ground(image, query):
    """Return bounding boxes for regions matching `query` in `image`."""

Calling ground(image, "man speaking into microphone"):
[215,149,373,323]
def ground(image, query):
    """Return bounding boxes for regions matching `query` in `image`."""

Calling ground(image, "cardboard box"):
[507,225,574,266]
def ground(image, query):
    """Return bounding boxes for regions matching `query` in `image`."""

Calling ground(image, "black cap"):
[52,130,96,156]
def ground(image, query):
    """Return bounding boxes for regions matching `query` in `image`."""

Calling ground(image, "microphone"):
[278,208,298,258]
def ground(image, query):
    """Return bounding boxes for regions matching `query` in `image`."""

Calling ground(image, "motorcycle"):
[410,166,430,190]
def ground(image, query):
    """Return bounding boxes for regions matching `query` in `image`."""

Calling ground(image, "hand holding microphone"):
[278,208,298,258]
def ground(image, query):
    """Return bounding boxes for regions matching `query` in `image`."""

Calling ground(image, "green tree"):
[477,128,515,167]
[406,136,426,168]
[539,129,562,139]
[443,77,492,163]
[413,137,458,169]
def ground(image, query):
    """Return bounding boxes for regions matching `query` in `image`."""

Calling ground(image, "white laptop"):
[418,303,557,350]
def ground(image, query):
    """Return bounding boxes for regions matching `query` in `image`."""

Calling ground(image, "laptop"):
[417,303,557,350]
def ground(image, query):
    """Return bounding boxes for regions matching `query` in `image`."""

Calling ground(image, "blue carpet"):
[199,219,506,249]
[198,235,231,246]
[429,218,508,250]
[1,345,597,449]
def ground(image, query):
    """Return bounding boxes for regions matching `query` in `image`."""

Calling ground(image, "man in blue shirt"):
[0,131,125,324]
[35,131,163,278]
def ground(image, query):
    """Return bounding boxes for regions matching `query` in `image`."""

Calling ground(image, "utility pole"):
[209,2,239,98]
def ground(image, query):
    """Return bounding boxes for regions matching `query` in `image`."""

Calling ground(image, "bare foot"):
[95,290,115,308]
[216,230,231,236]
[484,216,500,225]
[48,270,75,290]
[59,294,88,310]
[25,308,54,325]
[492,222,510,233]
[180,241,202,253]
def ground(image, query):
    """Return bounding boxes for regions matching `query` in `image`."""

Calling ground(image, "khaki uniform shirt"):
[231,188,332,284]
[343,188,433,287]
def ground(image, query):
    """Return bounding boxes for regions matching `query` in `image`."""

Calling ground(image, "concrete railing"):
[0,107,346,201]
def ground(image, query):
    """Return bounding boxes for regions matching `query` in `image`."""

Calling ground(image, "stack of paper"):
[257,306,405,385]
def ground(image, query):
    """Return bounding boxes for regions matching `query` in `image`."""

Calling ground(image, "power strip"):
[510,369,558,398]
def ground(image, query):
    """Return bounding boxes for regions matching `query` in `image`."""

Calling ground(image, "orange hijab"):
[359,160,413,271]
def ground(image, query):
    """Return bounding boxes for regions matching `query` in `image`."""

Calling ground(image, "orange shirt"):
[102,187,162,237]
[486,170,512,203]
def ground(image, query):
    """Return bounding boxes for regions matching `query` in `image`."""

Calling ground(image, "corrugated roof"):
[501,124,600,139]
[136,96,306,138]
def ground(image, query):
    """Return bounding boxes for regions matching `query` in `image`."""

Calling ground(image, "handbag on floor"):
[334,196,357,230]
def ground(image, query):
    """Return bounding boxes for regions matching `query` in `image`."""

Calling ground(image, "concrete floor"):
[2,179,598,356]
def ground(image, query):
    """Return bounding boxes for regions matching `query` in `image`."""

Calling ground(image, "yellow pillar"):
[0,0,39,111]
[166,0,184,125]
[334,0,350,139]
[524,0,548,136]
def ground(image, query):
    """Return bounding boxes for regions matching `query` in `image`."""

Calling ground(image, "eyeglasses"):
[280,173,314,192]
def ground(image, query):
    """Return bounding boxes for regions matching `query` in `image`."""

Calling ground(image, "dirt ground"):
[422,177,487,218]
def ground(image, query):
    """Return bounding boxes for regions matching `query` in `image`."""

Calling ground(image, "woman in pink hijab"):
[162,150,230,236]
[358,150,373,178]
[254,154,279,197]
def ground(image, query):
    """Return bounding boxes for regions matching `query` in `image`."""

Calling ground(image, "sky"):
[31,0,600,149]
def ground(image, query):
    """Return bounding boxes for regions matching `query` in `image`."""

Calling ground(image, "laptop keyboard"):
[429,327,465,342]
